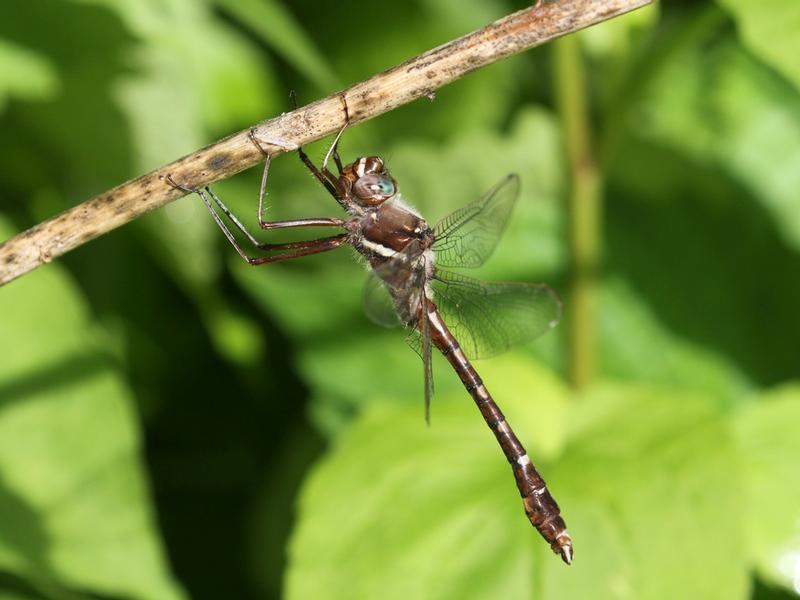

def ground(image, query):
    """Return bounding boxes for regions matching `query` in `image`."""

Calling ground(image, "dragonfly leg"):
[332,142,344,175]
[204,186,345,238]
[286,89,342,199]
[296,92,351,200]
[246,233,348,265]
[165,175,347,264]
[324,94,351,177]
[323,121,348,176]
[297,132,350,204]
[248,129,332,232]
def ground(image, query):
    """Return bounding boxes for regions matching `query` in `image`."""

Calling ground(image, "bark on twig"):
[0,0,651,286]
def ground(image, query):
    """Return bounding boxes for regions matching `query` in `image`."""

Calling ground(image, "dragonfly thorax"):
[355,197,433,263]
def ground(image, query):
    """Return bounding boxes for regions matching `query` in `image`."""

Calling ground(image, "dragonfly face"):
[340,156,433,271]
[340,156,398,207]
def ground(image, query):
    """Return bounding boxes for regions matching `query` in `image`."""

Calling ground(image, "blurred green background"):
[1,1,799,598]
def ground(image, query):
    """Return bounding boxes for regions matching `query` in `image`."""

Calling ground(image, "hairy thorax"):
[354,196,433,264]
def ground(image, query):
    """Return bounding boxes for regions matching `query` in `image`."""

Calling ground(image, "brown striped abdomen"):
[425,304,573,564]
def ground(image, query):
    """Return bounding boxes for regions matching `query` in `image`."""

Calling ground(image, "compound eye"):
[372,176,395,196]
[354,174,396,203]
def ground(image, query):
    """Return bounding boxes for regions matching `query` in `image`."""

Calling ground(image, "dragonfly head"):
[342,156,397,206]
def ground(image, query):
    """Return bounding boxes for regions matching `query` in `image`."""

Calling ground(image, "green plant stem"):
[600,4,725,165]
[554,35,601,390]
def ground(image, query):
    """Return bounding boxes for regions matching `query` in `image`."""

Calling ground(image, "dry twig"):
[0,0,651,286]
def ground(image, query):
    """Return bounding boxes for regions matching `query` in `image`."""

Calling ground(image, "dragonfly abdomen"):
[425,305,573,564]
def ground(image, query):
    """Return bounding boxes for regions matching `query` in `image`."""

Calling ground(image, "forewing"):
[433,174,520,269]
[432,269,561,360]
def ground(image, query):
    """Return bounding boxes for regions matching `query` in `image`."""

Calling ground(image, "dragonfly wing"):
[431,269,562,359]
[433,174,520,269]
[402,309,436,423]
[421,295,434,425]
[362,239,427,328]
[363,242,437,422]
[363,270,404,328]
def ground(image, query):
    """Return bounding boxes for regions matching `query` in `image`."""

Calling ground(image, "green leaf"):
[717,0,800,94]
[286,396,542,600]
[235,260,365,341]
[286,372,747,599]
[76,0,280,147]
[0,2,136,189]
[214,0,340,92]
[733,385,800,593]
[554,385,747,600]
[0,219,184,599]
[580,3,659,61]
[637,37,800,253]
[599,276,753,403]
[78,0,284,361]
[0,38,59,111]
[609,97,800,387]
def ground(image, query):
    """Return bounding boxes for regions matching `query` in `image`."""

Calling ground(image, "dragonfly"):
[166,121,573,564]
